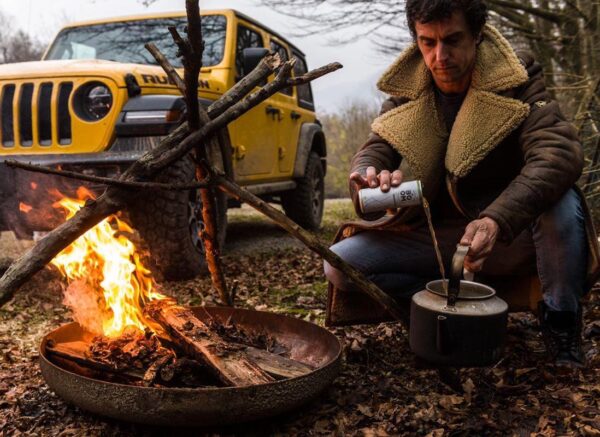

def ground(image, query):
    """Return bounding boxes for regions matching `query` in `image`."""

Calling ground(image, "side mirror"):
[242,47,269,77]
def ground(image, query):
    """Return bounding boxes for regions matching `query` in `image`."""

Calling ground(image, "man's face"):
[414,10,479,93]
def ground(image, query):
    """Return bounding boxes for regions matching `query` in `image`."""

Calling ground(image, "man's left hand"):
[459,217,500,272]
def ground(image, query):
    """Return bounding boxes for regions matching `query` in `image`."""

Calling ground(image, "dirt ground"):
[1,199,599,436]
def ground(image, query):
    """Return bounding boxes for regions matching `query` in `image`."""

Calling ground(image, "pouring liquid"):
[422,198,447,290]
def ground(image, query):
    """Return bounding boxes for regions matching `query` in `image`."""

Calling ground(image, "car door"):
[227,22,278,182]
[269,38,301,176]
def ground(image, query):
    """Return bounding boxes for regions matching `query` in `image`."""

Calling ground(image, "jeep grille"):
[0,81,74,148]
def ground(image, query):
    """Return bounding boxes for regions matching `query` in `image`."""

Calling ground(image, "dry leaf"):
[439,395,464,410]
[358,404,374,417]
[462,378,475,404]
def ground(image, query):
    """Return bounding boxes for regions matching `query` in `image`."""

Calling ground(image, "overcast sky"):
[0,0,405,113]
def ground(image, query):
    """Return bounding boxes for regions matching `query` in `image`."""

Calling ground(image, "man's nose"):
[436,42,450,63]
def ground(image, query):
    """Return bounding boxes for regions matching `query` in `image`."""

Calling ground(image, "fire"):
[50,189,167,337]
[19,202,33,213]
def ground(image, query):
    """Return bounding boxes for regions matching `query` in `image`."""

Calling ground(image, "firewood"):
[144,299,275,386]
[244,346,313,379]
[45,340,146,381]
[143,354,174,386]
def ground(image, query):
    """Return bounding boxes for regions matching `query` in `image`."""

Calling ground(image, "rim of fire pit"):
[39,306,342,427]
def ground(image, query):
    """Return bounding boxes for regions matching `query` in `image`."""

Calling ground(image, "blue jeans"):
[324,189,588,312]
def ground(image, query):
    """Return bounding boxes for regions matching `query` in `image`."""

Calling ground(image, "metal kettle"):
[409,245,509,367]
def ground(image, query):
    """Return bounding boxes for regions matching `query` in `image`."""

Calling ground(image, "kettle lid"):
[427,279,496,300]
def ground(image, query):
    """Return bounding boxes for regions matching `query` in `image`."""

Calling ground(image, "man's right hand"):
[349,166,403,193]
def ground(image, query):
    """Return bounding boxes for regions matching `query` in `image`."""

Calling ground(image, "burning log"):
[45,337,217,387]
[46,339,148,383]
[144,299,274,386]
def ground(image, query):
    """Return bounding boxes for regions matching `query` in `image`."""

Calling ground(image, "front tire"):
[281,151,324,230]
[129,154,227,281]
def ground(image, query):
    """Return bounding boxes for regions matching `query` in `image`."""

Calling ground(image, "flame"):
[50,191,167,337]
[30,182,38,190]
[19,202,33,213]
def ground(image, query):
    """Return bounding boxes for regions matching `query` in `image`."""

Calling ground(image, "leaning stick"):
[4,160,211,191]
[212,170,407,321]
[145,42,186,95]
[168,2,231,306]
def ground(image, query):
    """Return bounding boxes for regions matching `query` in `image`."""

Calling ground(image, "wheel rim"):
[188,191,205,254]
[312,171,324,220]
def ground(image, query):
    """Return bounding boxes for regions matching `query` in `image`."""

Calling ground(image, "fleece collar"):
[371,25,530,200]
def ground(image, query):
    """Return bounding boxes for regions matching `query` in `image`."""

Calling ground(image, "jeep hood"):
[0,59,222,91]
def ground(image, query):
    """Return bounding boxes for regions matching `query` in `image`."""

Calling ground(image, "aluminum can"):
[358,180,422,214]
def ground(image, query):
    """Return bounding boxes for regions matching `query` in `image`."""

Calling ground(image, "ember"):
[19,202,32,213]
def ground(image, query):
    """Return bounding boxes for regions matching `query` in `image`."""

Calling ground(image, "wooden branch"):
[195,164,231,305]
[487,0,569,24]
[0,60,341,307]
[145,42,186,95]
[4,160,211,191]
[169,2,231,306]
[243,347,313,379]
[287,61,344,85]
[211,170,407,321]
[208,53,282,119]
[181,1,203,131]
[46,340,146,381]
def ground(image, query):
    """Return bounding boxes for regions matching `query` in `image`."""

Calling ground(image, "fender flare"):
[293,123,327,178]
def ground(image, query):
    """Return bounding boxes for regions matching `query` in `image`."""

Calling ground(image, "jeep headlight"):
[74,82,113,121]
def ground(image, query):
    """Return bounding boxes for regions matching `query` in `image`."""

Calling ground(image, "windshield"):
[45,15,227,67]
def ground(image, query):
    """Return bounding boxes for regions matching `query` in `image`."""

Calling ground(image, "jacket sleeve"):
[480,53,584,242]
[349,97,404,220]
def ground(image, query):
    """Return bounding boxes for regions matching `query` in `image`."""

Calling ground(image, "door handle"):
[290,111,301,121]
[235,145,246,160]
[266,105,283,121]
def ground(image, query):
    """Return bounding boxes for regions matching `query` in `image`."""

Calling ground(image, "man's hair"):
[406,0,488,39]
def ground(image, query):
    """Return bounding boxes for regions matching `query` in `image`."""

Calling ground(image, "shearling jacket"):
[351,24,583,240]
[343,24,600,285]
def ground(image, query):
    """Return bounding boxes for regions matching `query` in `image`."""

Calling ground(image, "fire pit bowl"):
[39,306,342,427]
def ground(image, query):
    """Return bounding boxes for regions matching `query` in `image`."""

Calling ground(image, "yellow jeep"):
[0,9,327,279]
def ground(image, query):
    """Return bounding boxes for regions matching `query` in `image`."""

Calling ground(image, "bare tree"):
[322,101,380,198]
[0,10,46,64]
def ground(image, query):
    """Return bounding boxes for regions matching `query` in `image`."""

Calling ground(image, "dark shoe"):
[538,301,586,368]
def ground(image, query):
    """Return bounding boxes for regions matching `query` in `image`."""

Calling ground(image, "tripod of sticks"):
[0,0,406,322]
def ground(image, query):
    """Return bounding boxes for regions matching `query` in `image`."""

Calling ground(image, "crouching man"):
[324,0,599,367]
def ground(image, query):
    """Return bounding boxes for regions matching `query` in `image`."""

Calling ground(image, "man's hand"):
[460,217,500,272]
[349,166,403,192]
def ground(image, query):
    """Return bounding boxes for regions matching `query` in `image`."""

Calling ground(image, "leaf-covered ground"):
[1,199,599,436]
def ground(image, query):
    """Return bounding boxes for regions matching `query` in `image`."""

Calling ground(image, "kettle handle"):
[447,244,469,306]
